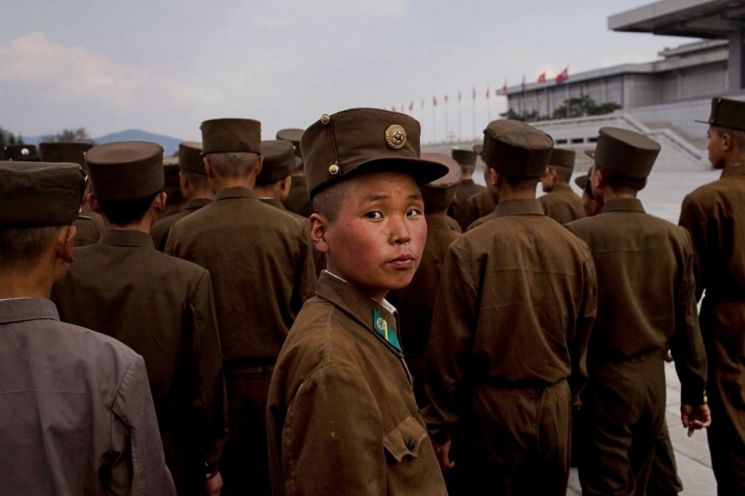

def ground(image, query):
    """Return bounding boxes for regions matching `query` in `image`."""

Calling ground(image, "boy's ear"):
[309,213,330,253]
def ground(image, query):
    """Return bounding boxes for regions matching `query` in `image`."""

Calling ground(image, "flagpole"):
[444,97,449,143]
[458,92,462,142]
[432,99,437,143]
[472,89,476,140]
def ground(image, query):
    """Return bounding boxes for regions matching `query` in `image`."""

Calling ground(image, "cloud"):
[250,0,407,29]
[0,32,221,108]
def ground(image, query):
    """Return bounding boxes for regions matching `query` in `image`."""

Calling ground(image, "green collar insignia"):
[372,307,401,352]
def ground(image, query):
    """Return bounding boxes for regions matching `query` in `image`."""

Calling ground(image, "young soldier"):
[566,127,709,496]
[256,139,297,210]
[389,152,462,405]
[450,147,484,230]
[0,161,175,494]
[166,119,317,495]
[277,127,313,217]
[51,141,228,496]
[539,147,585,224]
[151,142,213,251]
[267,108,448,495]
[679,97,745,495]
[574,167,601,218]
[38,141,105,246]
[424,119,597,496]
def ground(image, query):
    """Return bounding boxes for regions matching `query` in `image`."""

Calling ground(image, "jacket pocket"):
[383,415,428,462]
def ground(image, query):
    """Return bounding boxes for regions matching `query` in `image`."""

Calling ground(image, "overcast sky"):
[1,0,693,144]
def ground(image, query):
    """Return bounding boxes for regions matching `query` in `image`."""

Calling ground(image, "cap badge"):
[320,114,331,125]
[328,163,340,175]
[385,125,407,150]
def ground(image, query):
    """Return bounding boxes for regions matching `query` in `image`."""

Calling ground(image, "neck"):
[0,270,53,300]
[602,188,636,204]
[254,185,278,199]
[724,157,744,169]
[186,189,213,202]
[499,187,535,202]
[110,210,157,234]
[210,176,255,193]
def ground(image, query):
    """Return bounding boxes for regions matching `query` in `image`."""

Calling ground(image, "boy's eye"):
[406,208,422,218]
[365,211,383,220]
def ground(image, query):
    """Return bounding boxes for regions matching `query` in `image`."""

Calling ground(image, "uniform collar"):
[494,199,544,217]
[460,178,475,185]
[260,197,286,210]
[425,214,456,230]
[550,182,573,193]
[721,163,745,179]
[99,229,155,248]
[0,298,59,325]
[184,197,212,211]
[601,197,645,213]
[215,186,257,201]
[316,270,403,354]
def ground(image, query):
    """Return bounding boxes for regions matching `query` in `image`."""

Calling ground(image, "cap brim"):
[344,156,449,188]
[584,150,596,160]
[694,119,711,124]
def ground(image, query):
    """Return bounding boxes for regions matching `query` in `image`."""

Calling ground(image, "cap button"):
[320,114,331,125]
[328,163,340,175]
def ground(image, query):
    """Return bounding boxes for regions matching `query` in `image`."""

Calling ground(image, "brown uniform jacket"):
[151,197,212,251]
[267,271,447,495]
[166,187,317,365]
[539,183,586,225]
[51,230,228,478]
[425,199,597,431]
[283,175,313,217]
[461,188,496,230]
[0,298,175,495]
[452,179,486,230]
[74,207,106,247]
[568,198,707,405]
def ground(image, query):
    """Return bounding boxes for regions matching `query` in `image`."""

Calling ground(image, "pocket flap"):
[383,415,428,462]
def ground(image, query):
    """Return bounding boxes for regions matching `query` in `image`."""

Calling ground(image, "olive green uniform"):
[166,187,316,495]
[567,198,707,496]
[539,182,585,224]
[267,272,447,496]
[426,199,597,495]
[151,197,212,251]
[679,164,745,495]
[52,229,227,495]
[452,179,485,230]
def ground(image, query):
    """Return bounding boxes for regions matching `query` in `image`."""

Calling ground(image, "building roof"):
[609,0,745,39]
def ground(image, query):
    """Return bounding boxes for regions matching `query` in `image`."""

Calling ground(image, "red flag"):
[458,89,462,103]
[444,93,449,104]
[472,87,476,100]
[556,67,569,84]
[502,80,508,95]
[521,76,526,93]
[433,95,437,106]
[537,72,547,83]
[486,85,490,99]
[409,101,414,111]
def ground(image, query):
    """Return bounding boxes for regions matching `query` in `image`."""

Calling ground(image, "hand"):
[433,439,455,470]
[681,403,712,437]
[205,470,223,496]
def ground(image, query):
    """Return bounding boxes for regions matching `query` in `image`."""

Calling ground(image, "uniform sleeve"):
[423,242,478,438]
[279,365,385,496]
[570,248,597,406]
[109,356,176,495]
[669,231,708,406]
[187,270,229,466]
[678,194,709,301]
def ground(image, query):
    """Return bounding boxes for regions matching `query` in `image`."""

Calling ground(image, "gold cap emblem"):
[320,114,331,125]
[385,124,407,150]
[328,163,340,175]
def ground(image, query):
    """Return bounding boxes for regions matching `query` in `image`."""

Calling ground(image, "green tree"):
[552,95,621,119]
[0,127,25,159]
[40,127,94,143]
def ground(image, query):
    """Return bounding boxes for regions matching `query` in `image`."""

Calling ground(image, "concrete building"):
[485,0,745,171]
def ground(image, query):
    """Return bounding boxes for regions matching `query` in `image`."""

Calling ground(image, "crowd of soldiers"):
[0,96,744,496]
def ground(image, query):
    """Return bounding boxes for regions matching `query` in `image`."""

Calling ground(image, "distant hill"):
[23,128,183,156]
[94,129,183,156]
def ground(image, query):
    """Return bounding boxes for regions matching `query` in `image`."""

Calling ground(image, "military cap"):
[200,118,261,155]
[451,148,478,167]
[257,140,295,186]
[472,144,483,155]
[4,144,40,162]
[0,161,85,227]
[86,141,164,200]
[39,142,94,169]
[163,157,183,204]
[548,147,576,172]
[697,97,745,131]
[301,108,447,198]
[481,119,553,178]
[594,127,660,179]
[420,153,463,210]
[179,141,205,175]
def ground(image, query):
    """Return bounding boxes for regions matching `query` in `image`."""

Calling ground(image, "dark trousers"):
[579,354,666,496]
[707,371,745,496]
[221,368,273,496]
[454,380,571,496]
[646,422,683,496]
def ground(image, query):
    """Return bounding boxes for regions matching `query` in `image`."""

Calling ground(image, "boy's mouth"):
[388,255,416,270]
